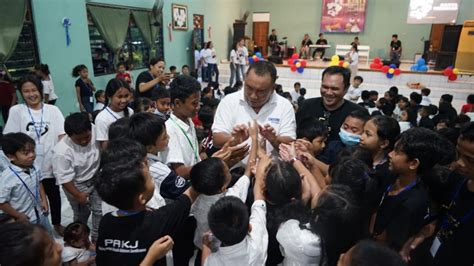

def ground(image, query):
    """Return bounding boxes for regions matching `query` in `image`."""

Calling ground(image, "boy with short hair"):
[290,82,301,103]
[358,90,375,109]
[182,65,190,76]
[151,88,171,120]
[52,112,102,241]
[369,90,379,103]
[418,106,434,130]
[116,62,132,87]
[296,117,328,157]
[0,133,51,231]
[169,66,177,78]
[420,88,432,106]
[161,75,202,178]
[95,138,199,266]
[94,90,106,111]
[345,76,364,103]
[297,88,306,107]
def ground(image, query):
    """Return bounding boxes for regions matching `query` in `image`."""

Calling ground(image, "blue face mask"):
[339,128,360,146]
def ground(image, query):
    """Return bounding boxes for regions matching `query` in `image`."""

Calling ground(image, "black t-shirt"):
[301,39,313,47]
[75,78,94,98]
[96,195,191,266]
[316,38,328,45]
[372,160,398,205]
[269,34,278,45]
[373,182,429,251]
[297,97,364,142]
[433,176,474,266]
[317,140,345,165]
[390,40,402,51]
[135,71,162,99]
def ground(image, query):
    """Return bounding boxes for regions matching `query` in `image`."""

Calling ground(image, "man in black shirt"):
[389,34,402,64]
[313,33,328,59]
[268,29,280,56]
[297,66,364,142]
[135,58,170,99]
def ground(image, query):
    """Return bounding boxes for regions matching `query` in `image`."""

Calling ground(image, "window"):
[87,9,164,76]
[5,0,39,82]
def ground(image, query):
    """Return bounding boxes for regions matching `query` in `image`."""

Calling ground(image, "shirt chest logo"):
[267,117,280,124]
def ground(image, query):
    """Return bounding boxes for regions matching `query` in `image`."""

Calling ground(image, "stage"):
[217,59,474,111]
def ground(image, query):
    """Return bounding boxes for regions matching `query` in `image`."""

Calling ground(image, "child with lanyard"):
[72,64,96,113]
[0,133,51,232]
[3,75,65,235]
[95,78,133,150]
[359,115,400,201]
[370,128,451,252]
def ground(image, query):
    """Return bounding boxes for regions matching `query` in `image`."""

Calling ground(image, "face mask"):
[339,128,360,146]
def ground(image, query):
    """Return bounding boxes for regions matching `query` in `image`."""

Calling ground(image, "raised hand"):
[231,124,249,145]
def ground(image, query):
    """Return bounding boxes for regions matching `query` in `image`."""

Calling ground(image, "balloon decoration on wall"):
[288,54,307,73]
[382,64,401,79]
[370,57,383,70]
[329,55,349,68]
[410,58,428,72]
[443,66,459,81]
[248,52,264,64]
[62,17,71,46]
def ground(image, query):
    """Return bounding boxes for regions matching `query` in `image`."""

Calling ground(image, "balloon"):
[448,74,457,81]
[381,65,390,73]
[331,55,340,62]
[417,58,426,66]
[443,68,453,76]
[447,66,454,70]
[291,65,297,72]
[288,59,294,65]
[291,54,299,60]
[295,62,301,68]
[453,68,459,75]
[256,52,262,58]
[388,68,395,74]
[373,57,381,64]
[301,60,307,67]
[370,63,377,69]
[387,73,394,79]
[343,62,349,68]
[410,65,418,71]
[249,57,254,64]
[389,64,396,69]
[394,68,401,75]
[297,67,304,73]
[419,65,428,72]
[339,61,344,67]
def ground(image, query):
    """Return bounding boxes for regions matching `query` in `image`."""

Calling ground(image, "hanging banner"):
[320,0,368,33]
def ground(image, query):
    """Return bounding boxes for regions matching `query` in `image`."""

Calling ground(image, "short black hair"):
[265,160,302,205]
[169,74,201,103]
[151,87,171,101]
[64,112,92,137]
[18,75,44,100]
[361,90,370,100]
[369,115,401,151]
[198,105,215,130]
[128,112,166,148]
[190,158,227,195]
[95,90,105,100]
[459,122,474,142]
[33,64,50,75]
[182,65,189,70]
[94,139,147,210]
[116,62,126,69]
[322,66,351,90]
[369,90,378,97]
[441,94,453,103]
[455,114,471,127]
[410,92,422,104]
[72,64,87,77]
[0,222,52,266]
[108,117,130,141]
[1,133,35,156]
[395,128,454,174]
[148,58,164,69]
[208,196,249,246]
[247,60,278,84]
[350,240,406,266]
[169,66,177,72]
[354,76,363,82]
[398,96,409,104]
[347,109,370,123]
[294,82,301,87]
[300,88,306,96]
[389,86,399,95]
[319,33,323,37]
[467,94,474,104]
[64,222,90,246]
[132,97,153,113]
[392,34,398,38]
[297,117,328,141]
[421,88,431,96]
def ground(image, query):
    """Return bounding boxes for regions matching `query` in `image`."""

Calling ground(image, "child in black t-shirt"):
[94,138,199,266]
[72,64,96,113]
[371,128,451,252]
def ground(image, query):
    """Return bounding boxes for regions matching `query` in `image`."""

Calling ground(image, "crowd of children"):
[0,58,473,266]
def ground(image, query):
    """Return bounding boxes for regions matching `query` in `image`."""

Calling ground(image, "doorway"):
[252,13,270,57]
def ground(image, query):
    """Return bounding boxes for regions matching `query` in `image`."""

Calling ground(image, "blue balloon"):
[297,67,304,73]
[389,64,397,69]
[387,73,394,78]
[417,58,426,66]
[248,57,254,64]
[410,65,418,71]
[256,52,262,58]
[419,65,428,72]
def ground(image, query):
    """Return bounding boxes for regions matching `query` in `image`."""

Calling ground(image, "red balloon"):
[254,57,259,62]
[394,68,401,75]
[373,57,381,64]
[288,59,294,65]
[338,61,344,66]
[381,65,390,73]
[376,63,383,69]
[444,68,453,76]
[290,65,297,72]
[291,54,299,60]
[448,74,457,81]
[300,60,307,67]
[370,63,376,69]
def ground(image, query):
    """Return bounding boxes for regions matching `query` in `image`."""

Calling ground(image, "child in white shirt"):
[62,222,96,265]
[344,76,363,103]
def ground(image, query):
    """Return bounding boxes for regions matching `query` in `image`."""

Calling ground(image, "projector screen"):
[407,0,461,24]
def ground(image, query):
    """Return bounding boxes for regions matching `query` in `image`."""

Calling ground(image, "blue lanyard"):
[440,179,474,231]
[80,79,93,94]
[105,107,120,120]
[9,166,39,204]
[377,179,418,208]
[116,209,142,217]
[26,104,44,144]
[169,116,199,162]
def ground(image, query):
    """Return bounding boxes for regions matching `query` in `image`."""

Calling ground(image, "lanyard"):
[116,209,142,217]
[377,179,418,209]
[105,107,120,120]
[9,166,40,222]
[373,156,388,170]
[169,116,199,162]
[81,79,93,95]
[439,179,474,235]
[26,104,44,144]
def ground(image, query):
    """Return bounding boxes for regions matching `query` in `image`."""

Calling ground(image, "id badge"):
[90,97,94,103]
[430,237,441,257]
[35,144,44,156]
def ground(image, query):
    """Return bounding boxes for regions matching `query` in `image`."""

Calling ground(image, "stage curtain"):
[132,10,160,54]
[0,0,26,63]
[88,5,130,64]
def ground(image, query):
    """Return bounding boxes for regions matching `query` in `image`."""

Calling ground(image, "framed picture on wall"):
[172,3,188,31]
[320,0,368,33]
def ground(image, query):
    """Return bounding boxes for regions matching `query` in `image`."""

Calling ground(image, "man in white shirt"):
[212,61,296,156]
[52,112,101,242]
[344,75,363,103]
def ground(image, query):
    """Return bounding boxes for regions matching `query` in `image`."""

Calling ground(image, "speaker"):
[268,55,283,64]
[435,52,456,70]
[441,25,462,52]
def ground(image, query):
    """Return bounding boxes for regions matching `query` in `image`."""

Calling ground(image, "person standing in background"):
[237,38,249,81]
[389,34,402,64]
[347,44,359,82]
[34,64,59,105]
[0,69,16,124]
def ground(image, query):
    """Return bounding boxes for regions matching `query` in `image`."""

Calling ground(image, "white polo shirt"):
[52,125,100,185]
[95,107,134,141]
[161,113,201,166]
[212,89,296,154]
